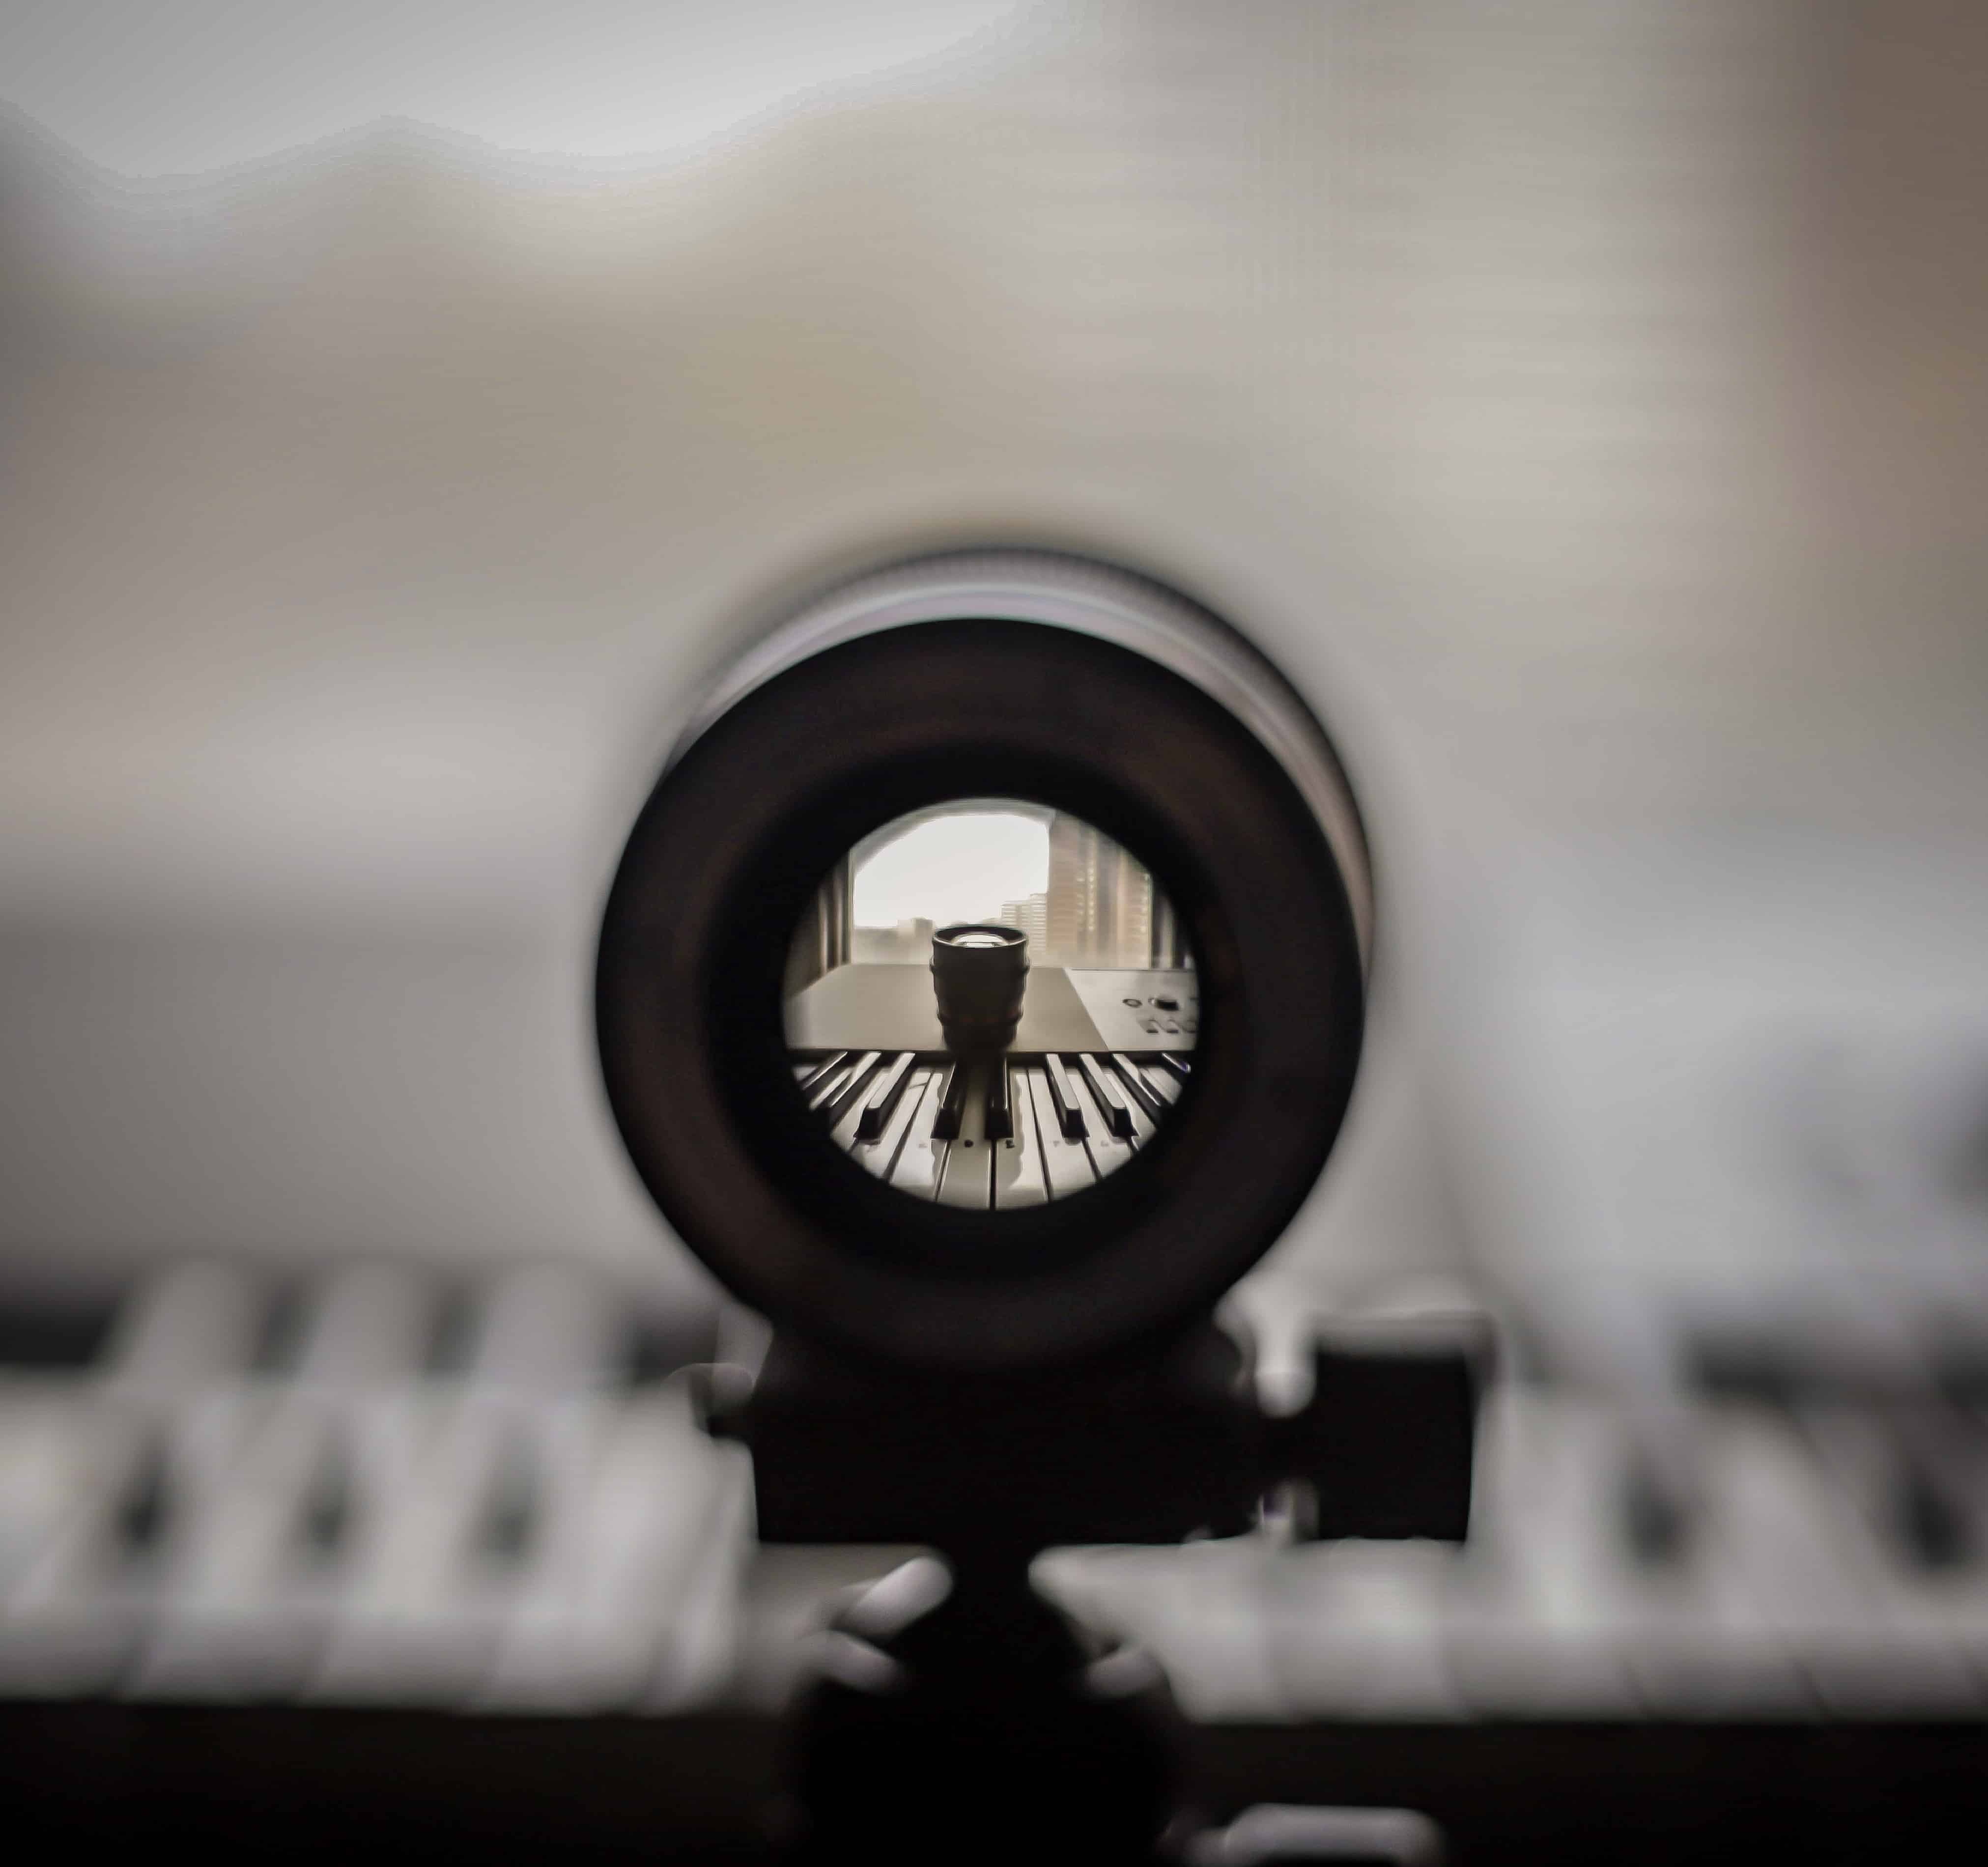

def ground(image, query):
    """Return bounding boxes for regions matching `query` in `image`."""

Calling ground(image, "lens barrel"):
[930,925,1030,1054]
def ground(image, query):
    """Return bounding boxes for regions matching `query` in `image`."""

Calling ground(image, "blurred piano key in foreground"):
[0,1262,744,1710]
[12,1214,1988,1723]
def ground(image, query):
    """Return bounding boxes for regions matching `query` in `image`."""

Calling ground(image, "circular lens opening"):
[782,799,1197,1208]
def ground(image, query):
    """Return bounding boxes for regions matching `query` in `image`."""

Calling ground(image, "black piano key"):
[1077,1055,1136,1138]
[1064,1064,1136,1176]
[296,1438,357,1568]
[854,1065,934,1177]
[253,1282,311,1374]
[0,1295,115,1370]
[984,1059,1014,1141]
[930,1062,970,1140]
[796,1051,849,1095]
[1108,1052,1167,1121]
[812,1049,882,1119]
[1041,1055,1087,1138]
[475,1437,541,1573]
[1158,1053,1192,1083]
[424,1283,482,1374]
[856,1052,917,1140]
[112,1432,175,1566]
[1894,1456,1972,1571]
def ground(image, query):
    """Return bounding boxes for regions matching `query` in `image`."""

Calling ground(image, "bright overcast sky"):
[0,0,1026,175]
[854,811,1048,931]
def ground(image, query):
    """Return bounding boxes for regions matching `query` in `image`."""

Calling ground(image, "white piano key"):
[475,1264,623,1392]
[795,1052,848,1094]
[849,1063,932,1178]
[127,1386,350,1699]
[1109,1053,1169,1122]
[993,1066,1050,1209]
[1443,1388,1640,1714]
[1614,1425,1811,1717]
[0,1382,101,1597]
[934,1063,994,1209]
[801,1059,855,1118]
[102,1262,263,1394]
[1136,1055,1184,1105]
[1261,1539,1464,1719]
[0,1371,263,1697]
[0,1388,162,1694]
[308,1389,537,1704]
[481,1382,753,1711]
[295,1264,434,1389]
[1710,1403,1977,1713]
[887,1073,949,1198]
[1789,1402,1988,1709]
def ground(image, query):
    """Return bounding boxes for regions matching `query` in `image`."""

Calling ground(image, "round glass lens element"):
[782,800,1196,1206]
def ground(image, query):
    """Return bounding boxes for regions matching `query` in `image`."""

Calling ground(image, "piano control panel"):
[1064,968,1200,1052]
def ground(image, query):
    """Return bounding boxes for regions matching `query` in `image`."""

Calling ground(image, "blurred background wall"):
[0,1,1984,1395]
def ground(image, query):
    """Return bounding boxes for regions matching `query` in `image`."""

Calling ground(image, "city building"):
[1043,813,1153,967]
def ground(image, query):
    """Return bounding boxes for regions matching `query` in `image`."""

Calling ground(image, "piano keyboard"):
[0,1262,749,1710]
[791,1050,1187,1202]
[8,1260,1988,1721]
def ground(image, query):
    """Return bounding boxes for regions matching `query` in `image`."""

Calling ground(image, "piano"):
[6,1253,1988,1862]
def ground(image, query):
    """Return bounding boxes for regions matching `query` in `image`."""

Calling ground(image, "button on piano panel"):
[1061,968,1200,1053]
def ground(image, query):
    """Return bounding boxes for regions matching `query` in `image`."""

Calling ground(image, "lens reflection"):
[783,802,1195,1206]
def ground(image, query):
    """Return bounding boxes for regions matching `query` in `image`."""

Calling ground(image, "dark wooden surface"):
[5,1704,1985,1864]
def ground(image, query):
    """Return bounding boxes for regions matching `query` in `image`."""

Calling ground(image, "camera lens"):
[930,925,1030,1053]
